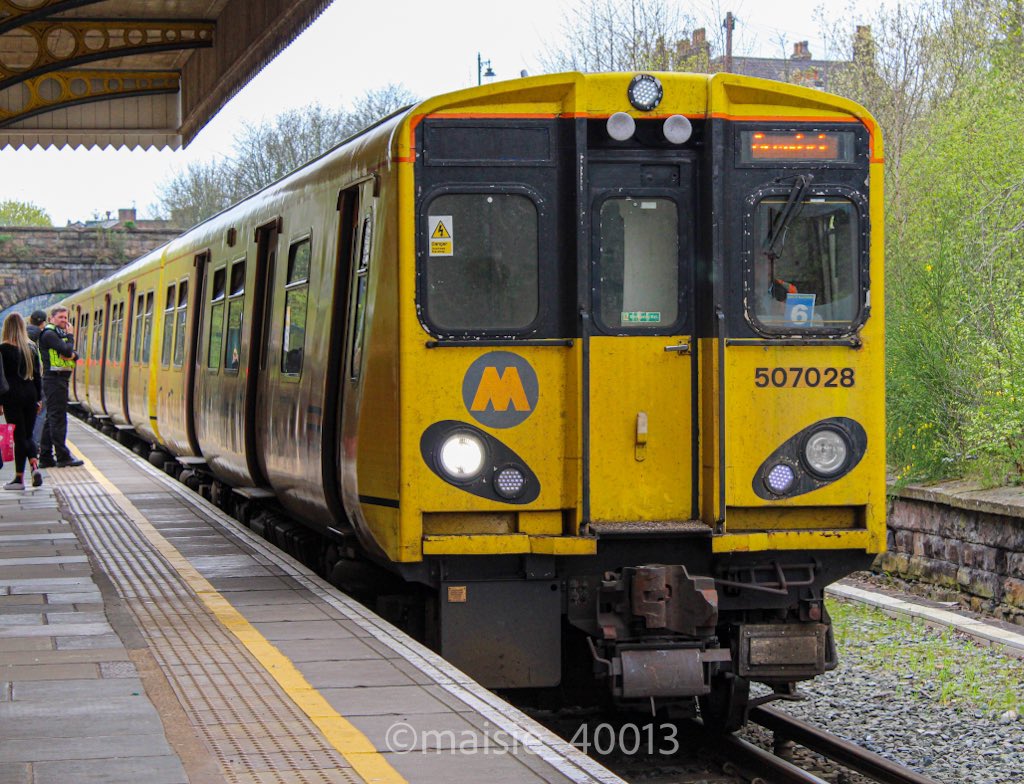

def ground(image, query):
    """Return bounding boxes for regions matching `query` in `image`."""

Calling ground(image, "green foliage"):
[0,199,52,227]
[887,23,1024,483]
[830,599,1024,715]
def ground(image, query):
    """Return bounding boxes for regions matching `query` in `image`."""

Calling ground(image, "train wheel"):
[698,673,750,733]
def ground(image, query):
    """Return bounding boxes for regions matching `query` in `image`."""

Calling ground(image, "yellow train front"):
[61,70,885,729]
[389,72,885,726]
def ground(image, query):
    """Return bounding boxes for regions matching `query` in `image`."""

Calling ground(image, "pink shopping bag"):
[0,423,14,463]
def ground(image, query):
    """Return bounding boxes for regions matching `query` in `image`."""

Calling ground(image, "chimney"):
[693,28,705,47]
[118,208,136,223]
[792,41,811,60]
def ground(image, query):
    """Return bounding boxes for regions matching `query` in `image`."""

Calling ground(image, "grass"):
[829,598,1024,716]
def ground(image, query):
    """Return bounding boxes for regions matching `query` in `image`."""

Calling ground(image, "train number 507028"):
[754,367,855,388]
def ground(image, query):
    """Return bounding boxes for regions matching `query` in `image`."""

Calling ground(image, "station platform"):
[0,420,623,784]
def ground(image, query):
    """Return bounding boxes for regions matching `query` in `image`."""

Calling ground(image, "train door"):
[121,283,135,423]
[184,252,208,455]
[585,153,699,524]
[97,295,111,414]
[71,306,83,401]
[323,185,361,521]
[248,219,280,486]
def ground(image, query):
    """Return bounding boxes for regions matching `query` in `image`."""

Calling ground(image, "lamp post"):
[477,52,495,85]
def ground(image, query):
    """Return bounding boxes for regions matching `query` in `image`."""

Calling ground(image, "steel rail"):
[716,730,833,784]
[749,706,942,784]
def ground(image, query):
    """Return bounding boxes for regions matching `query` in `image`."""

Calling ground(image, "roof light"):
[627,74,662,111]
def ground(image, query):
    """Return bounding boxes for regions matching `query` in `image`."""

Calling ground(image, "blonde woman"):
[0,313,43,489]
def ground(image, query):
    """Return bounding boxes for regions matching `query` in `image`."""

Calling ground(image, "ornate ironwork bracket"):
[0,69,179,128]
[0,1,104,35]
[0,19,214,89]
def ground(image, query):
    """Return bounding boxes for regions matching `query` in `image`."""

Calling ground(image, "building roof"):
[0,0,332,151]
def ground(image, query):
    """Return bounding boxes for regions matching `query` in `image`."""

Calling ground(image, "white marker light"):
[663,114,692,144]
[607,112,636,141]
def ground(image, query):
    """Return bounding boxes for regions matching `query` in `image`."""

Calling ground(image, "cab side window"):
[349,217,372,380]
[281,238,310,376]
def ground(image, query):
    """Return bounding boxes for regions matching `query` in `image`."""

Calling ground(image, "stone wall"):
[0,225,180,310]
[879,480,1024,625]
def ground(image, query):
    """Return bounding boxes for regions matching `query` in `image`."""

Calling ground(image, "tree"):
[156,83,416,226]
[541,0,697,72]
[883,3,1024,483]
[0,199,52,227]
[820,0,1001,208]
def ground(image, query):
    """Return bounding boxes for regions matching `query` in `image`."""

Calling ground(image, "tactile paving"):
[54,478,361,784]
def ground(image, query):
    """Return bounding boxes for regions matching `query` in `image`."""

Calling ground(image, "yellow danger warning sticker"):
[429,215,453,256]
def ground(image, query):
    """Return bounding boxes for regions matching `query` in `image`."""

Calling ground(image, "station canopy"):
[0,0,332,150]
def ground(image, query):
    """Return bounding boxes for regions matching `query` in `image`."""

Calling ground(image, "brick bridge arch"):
[0,226,180,312]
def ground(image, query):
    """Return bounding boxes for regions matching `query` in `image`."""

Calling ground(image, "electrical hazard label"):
[429,216,453,256]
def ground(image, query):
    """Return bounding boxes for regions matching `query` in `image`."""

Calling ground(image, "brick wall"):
[880,481,1024,626]
[0,225,180,310]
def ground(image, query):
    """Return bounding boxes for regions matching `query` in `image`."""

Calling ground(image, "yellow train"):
[64,71,885,729]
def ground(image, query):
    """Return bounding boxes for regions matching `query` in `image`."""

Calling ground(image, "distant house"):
[676,28,868,92]
[66,208,176,231]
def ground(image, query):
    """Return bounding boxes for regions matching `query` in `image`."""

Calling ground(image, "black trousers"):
[3,400,37,474]
[40,373,71,462]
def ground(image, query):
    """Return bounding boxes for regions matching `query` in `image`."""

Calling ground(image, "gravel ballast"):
[741,594,1024,784]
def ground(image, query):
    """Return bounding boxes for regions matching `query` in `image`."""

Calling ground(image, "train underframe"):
[388,542,874,730]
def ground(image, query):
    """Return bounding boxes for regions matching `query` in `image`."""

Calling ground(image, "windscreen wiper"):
[762,174,814,262]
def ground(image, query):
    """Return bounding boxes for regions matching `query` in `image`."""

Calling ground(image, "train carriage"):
[65,71,885,729]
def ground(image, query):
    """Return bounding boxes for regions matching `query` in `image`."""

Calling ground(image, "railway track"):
[521,703,944,784]
[743,706,942,784]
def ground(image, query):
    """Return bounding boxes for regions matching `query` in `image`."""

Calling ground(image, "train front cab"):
[386,72,886,724]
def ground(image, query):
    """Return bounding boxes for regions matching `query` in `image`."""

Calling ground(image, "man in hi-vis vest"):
[38,306,83,468]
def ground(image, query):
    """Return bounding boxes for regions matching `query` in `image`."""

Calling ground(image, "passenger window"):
[111,302,124,361]
[424,193,538,331]
[161,284,176,367]
[79,314,89,355]
[596,197,680,330]
[141,292,154,364]
[207,267,226,370]
[133,294,144,362]
[349,217,372,379]
[281,238,310,376]
[748,195,860,331]
[224,259,245,372]
[92,309,104,360]
[173,281,188,368]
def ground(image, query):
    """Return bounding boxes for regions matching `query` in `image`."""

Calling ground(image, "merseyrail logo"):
[461,352,539,428]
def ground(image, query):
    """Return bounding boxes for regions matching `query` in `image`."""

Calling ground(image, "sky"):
[0,0,883,226]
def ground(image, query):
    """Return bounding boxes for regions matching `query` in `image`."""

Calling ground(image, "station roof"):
[0,0,331,151]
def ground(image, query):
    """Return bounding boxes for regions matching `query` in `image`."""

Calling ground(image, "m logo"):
[461,352,539,428]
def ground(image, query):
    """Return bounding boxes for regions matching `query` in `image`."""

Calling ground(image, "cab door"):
[586,154,698,524]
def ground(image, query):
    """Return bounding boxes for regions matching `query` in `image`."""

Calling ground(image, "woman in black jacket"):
[0,313,43,490]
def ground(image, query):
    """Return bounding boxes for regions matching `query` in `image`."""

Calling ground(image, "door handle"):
[664,343,690,354]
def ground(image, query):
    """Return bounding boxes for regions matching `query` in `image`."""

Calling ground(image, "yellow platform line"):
[68,440,407,784]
